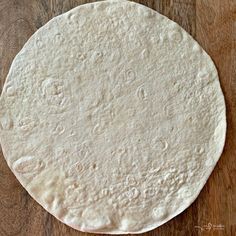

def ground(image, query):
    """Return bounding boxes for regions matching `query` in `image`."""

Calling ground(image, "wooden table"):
[0,1,235,235]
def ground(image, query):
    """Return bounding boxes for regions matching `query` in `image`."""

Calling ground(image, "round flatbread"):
[0,0,226,234]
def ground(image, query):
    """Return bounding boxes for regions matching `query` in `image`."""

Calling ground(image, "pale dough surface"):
[0,0,226,234]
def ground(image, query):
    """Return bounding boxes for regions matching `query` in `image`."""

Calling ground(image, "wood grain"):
[0,0,235,235]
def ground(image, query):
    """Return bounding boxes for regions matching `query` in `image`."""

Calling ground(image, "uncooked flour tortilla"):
[0,0,226,234]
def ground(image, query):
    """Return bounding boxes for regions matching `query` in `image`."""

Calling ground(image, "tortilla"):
[0,0,226,234]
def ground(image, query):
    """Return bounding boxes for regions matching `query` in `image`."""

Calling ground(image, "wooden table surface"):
[0,0,235,235]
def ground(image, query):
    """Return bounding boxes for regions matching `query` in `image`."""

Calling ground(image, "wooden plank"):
[196,1,236,236]
[0,0,234,235]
